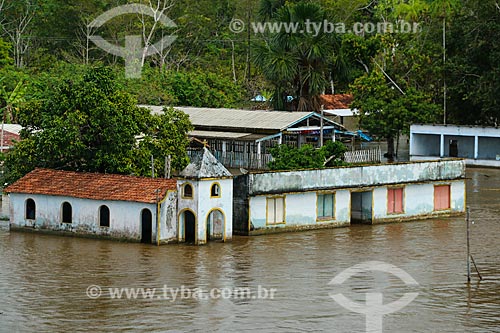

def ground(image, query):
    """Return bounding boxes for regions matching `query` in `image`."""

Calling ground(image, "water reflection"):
[0,168,499,332]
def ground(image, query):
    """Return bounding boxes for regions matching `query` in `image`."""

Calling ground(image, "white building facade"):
[233,160,466,235]
[177,148,233,245]
[5,169,178,244]
[410,124,500,167]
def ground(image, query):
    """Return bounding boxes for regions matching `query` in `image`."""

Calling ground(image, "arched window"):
[183,183,193,198]
[211,183,221,198]
[25,199,36,220]
[99,205,110,227]
[62,202,72,224]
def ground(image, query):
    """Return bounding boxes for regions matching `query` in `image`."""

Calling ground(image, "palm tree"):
[254,1,337,111]
[258,0,287,20]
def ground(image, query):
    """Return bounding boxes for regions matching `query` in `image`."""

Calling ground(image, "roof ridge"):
[5,168,177,204]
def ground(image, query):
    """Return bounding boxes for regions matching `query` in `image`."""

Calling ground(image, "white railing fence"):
[344,148,382,164]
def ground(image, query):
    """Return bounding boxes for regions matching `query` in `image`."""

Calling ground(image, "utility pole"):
[320,105,324,148]
[443,17,447,125]
[151,155,155,178]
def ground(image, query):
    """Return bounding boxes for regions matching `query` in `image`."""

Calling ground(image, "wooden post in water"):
[466,207,471,283]
[466,207,483,282]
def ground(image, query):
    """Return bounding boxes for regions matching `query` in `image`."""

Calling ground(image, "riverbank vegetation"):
[0,0,498,180]
[268,141,348,171]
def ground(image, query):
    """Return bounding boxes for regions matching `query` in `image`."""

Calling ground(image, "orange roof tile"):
[4,169,177,204]
[320,94,353,110]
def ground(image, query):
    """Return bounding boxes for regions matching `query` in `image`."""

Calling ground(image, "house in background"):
[320,94,359,131]
[410,124,500,167]
[0,124,22,152]
[233,159,466,235]
[143,106,346,169]
[177,148,233,245]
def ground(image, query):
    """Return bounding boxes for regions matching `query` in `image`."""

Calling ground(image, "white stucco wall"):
[249,189,352,231]
[248,180,466,232]
[372,181,465,221]
[177,178,233,244]
[9,192,177,243]
[177,179,200,241]
[197,178,233,243]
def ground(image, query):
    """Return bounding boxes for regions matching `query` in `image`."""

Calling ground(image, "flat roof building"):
[410,124,500,167]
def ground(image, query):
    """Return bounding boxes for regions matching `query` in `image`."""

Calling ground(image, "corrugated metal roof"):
[190,130,254,140]
[324,109,358,117]
[142,106,339,131]
[1,124,22,135]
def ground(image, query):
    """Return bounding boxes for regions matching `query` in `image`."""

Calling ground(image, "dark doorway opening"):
[449,140,458,158]
[141,209,153,244]
[184,210,196,243]
[351,191,373,224]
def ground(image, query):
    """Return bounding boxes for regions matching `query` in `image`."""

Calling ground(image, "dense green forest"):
[1,0,499,121]
[0,0,499,179]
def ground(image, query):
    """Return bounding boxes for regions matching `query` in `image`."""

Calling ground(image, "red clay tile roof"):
[4,168,177,204]
[320,94,353,110]
[2,131,20,148]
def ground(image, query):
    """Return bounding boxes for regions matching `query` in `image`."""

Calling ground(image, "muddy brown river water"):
[0,168,499,333]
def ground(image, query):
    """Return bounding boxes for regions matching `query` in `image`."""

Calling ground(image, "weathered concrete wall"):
[159,191,178,243]
[242,160,466,234]
[246,179,465,233]
[247,160,465,195]
[9,193,166,242]
[233,175,250,234]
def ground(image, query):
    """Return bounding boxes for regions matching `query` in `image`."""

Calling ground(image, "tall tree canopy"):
[351,70,440,157]
[0,0,498,146]
[254,1,338,111]
[446,0,500,125]
[3,67,192,183]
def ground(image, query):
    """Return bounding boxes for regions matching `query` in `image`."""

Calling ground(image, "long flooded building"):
[233,159,466,235]
[5,150,466,243]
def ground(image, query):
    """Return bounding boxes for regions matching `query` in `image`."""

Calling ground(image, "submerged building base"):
[233,159,467,235]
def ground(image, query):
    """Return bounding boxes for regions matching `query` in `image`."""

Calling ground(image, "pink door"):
[434,185,451,211]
